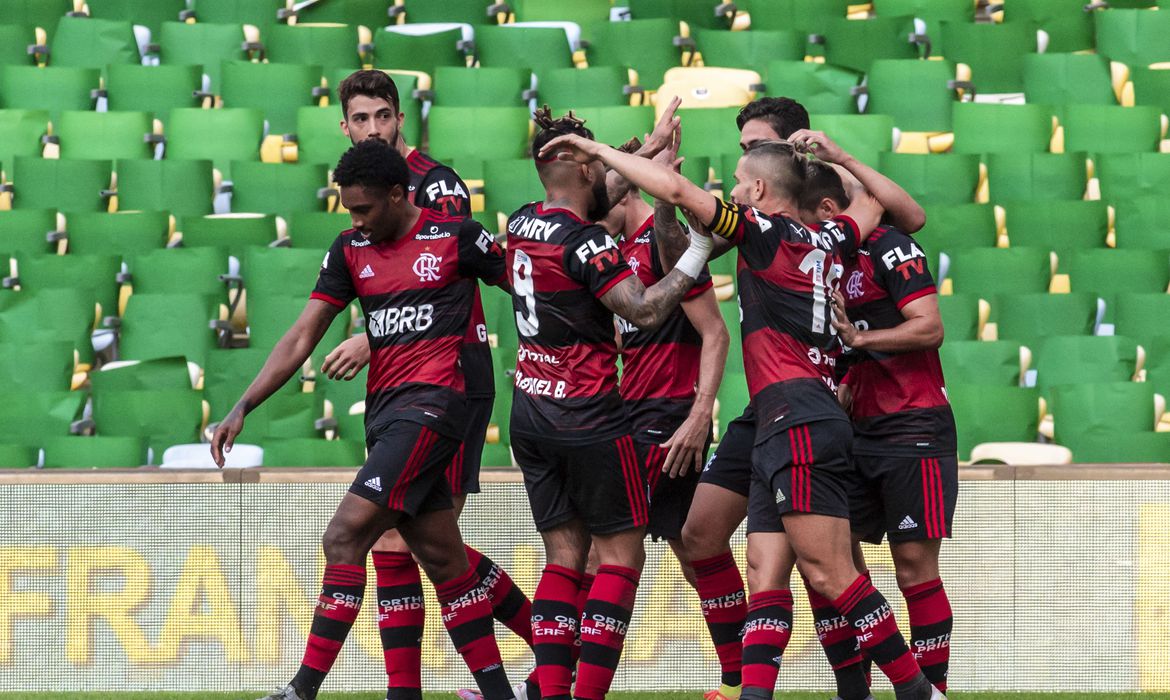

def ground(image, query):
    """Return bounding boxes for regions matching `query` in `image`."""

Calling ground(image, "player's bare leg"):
[891,539,950,693]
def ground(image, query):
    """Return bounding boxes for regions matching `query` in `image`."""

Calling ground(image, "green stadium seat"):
[1003,0,1100,53]
[11,156,112,213]
[763,60,860,115]
[105,64,205,122]
[1096,153,1170,203]
[1035,334,1141,394]
[1023,52,1116,110]
[696,29,804,75]
[0,389,86,447]
[396,0,503,24]
[83,0,187,37]
[717,298,743,372]
[118,292,218,364]
[246,293,350,368]
[1130,67,1170,117]
[568,105,655,150]
[938,20,1038,94]
[511,0,612,24]
[228,161,330,218]
[1003,200,1108,257]
[936,292,983,341]
[716,371,749,440]
[873,0,973,53]
[189,0,289,32]
[878,153,980,206]
[740,0,848,33]
[537,66,638,111]
[371,27,468,78]
[428,106,530,164]
[43,436,147,468]
[0,288,97,363]
[56,110,155,161]
[0,208,58,257]
[1050,381,1156,448]
[628,0,737,30]
[295,105,351,167]
[262,438,365,467]
[1067,249,1170,315]
[481,441,512,467]
[994,292,1099,348]
[0,341,75,393]
[91,357,195,394]
[155,21,253,92]
[0,24,37,67]
[809,113,895,168]
[0,0,73,42]
[433,66,532,107]
[92,387,203,457]
[331,395,366,444]
[0,66,99,118]
[862,59,967,133]
[0,443,37,467]
[234,391,325,442]
[1114,292,1170,350]
[178,214,279,258]
[294,0,391,27]
[204,347,302,416]
[287,211,352,249]
[939,340,1028,387]
[484,158,543,222]
[986,152,1088,203]
[221,61,325,135]
[1061,431,1170,464]
[584,19,684,90]
[164,107,265,177]
[48,16,139,77]
[114,158,215,218]
[947,384,1040,460]
[264,23,362,74]
[1063,104,1163,155]
[1114,195,1170,250]
[1095,8,1170,68]
[679,107,742,160]
[125,247,231,304]
[951,103,1053,154]
[948,247,1053,296]
[243,246,328,302]
[816,16,925,74]
[476,25,575,83]
[64,210,170,256]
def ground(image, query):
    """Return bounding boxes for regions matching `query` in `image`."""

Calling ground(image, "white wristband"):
[675,224,713,279]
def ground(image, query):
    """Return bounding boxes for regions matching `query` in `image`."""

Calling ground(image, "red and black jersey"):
[311,208,506,439]
[707,197,858,444]
[506,202,635,445]
[405,149,494,399]
[618,215,712,435]
[839,226,956,456]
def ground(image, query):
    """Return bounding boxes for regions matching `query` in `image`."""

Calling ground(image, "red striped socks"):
[466,545,535,646]
[739,589,793,700]
[902,578,952,692]
[532,564,583,700]
[372,551,424,700]
[574,565,640,700]
[803,577,869,700]
[436,566,513,700]
[292,563,366,699]
[833,575,923,690]
[692,552,747,688]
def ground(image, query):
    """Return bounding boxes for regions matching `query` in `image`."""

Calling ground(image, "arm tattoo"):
[602,268,695,330]
[653,199,688,270]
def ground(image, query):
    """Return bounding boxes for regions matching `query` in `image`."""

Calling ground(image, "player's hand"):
[640,96,683,159]
[651,120,683,172]
[210,406,245,468]
[660,410,710,478]
[788,129,850,165]
[321,334,370,380]
[830,290,859,347]
[838,383,854,414]
[539,134,604,163]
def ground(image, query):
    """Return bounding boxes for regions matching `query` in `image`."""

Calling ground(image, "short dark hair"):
[334,138,410,193]
[800,159,850,214]
[531,105,595,163]
[741,140,806,200]
[338,69,400,119]
[735,97,810,139]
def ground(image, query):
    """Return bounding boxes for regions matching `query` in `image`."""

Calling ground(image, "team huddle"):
[210,69,958,700]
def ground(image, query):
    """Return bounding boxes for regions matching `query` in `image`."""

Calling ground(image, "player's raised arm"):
[789,129,926,233]
[211,298,344,466]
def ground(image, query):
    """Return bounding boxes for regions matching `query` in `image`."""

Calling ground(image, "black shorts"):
[351,420,460,518]
[447,396,492,496]
[747,419,855,533]
[850,453,958,545]
[698,407,754,498]
[512,434,648,535]
[638,433,708,542]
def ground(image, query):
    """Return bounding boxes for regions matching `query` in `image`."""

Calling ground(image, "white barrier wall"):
[1,474,1167,692]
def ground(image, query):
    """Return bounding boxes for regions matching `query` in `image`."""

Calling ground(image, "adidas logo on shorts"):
[365,477,383,492]
[359,264,375,279]
[775,489,786,504]
[898,515,918,530]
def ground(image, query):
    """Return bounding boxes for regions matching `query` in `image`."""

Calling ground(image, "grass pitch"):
[1,693,1167,699]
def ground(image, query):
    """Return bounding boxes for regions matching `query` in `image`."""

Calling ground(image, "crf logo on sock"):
[532,613,578,636]
[582,614,628,636]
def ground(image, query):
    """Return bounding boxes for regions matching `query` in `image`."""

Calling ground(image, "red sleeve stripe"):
[594,268,635,299]
[310,291,347,309]
[834,215,861,246]
[684,278,714,300]
[895,285,937,310]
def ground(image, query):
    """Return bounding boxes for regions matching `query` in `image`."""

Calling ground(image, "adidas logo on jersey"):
[364,477,383,492]
[898,515,918,530]
[359,264,375,279]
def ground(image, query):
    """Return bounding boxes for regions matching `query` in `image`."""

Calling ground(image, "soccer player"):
[510,109,713,700]
[211,140,518,700]
[798,159,956,696]
[539,132,943,700]
[320,70,539,700]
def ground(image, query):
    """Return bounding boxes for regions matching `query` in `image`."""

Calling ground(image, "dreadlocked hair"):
[532,105,596,159]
